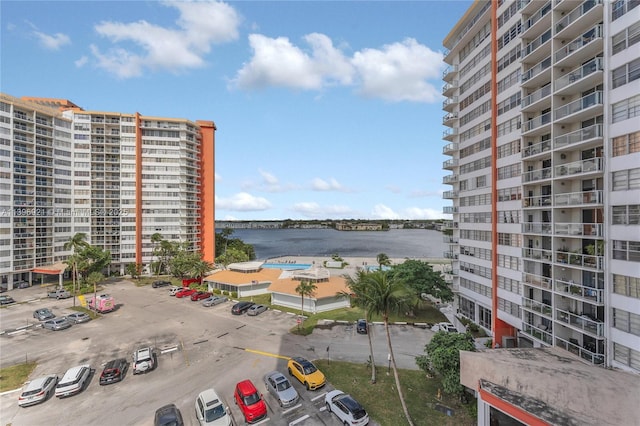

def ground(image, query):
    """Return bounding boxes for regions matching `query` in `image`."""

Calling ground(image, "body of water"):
[228,228,447,260]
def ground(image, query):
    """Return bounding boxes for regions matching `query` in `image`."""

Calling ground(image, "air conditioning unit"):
[560,153,567,159]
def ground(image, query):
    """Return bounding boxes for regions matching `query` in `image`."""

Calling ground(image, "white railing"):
[522,85,552,108]
[554,222,602,237]
[523,111,552,132]
[555,57,604,91]
[522,56,551,82]
[522,222,552,234]
[554,278,604,303]
[555,25,603,62]
[556,308,604,337]
[554,190,603,206]
[555,91,603,120]
[554,124,602,149]
[555,0,601,34]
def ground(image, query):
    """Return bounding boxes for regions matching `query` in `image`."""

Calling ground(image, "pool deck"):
[265,256,450,276]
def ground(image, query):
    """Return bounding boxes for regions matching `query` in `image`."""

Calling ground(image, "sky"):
[1,0,472,221]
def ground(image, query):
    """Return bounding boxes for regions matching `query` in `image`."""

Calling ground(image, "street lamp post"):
[251,280,257,302]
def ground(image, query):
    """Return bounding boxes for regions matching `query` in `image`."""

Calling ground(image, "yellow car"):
[287,356,326,390]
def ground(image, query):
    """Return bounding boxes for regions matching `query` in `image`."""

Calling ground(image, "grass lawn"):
[0,362,36,393]
[318,360,476,426]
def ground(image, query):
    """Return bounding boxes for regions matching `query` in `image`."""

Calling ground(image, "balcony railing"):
[442,190,459,199]
[524,1,551,31]
[554,124,602,149]
[555,0,601,34]
[442,112,458,124]
[522,222,552,234]
[443,251,459,259]
[523,139,551,158]
[554,189,603,206]
[523,166,552,183]
[555,337,604,365]
[556,308,604,337]
[555,250,603,270]
[522,323,553,345]
[522,272,552,290]
[554,278,604,304]
[522,247,553,262]
[554,222,602,237]
[554,91,603,120]
[555,57,603,91]
[443,129,458,140]
[555,157,602,178]
[443,158,458,169]
[523,297,553,317]
[522,85,552,108]
[522,56,551,83]
[523,195,552,207]
[442,206,458,214]
[523,111,551,132]
[443,142,458,154]
[524,29,552,57]
[443,174,458,184]
[555,25,603,62]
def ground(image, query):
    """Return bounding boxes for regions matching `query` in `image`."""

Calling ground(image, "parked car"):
[202,296,228,307]
[287,356,326,390]
[33,308,55,321]
[231,301,255,315]
[195,388,232,426]
[47,288,71,299]
[155,403,184,426]
[263,371,299,408]
[152,280,172,288]
[169,286,182,296]
[0,295,16,305]
[66,312,91,324]
[87,294,115,313]
[133,347,155,374]
[99,358,129,385]
[17,374,58,407]
[175,288,197,299]
[234,380,267,424]
[356,319,368,334]
[55,365,91,398]
[191,291,212,301]
[325,389,370,426]
[42,317,72,331]
[434,322,457,333]
[16,281,30,289]
[247,304,267,316]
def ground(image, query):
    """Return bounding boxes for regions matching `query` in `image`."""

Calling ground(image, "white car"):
[195,388,232,425]
[55,365,91,398]
[133,347,155,374]
[433,322,457,333]
[18,374,58,407]
[325,390,369,425]
[169,286,182,296]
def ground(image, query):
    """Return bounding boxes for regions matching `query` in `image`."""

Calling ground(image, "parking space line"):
[282,403,302,415]
[7,329,27,336]
[289,414,310,425]
[311,392,326,402]
[245,348,290,360]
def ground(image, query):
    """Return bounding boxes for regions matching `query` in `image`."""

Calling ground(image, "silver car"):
[42,317,72,331]
[247,304,267,316]
[66,312,91,324]
[263,371,299,408]
[18,374,58,407]
[33,308,55,321]
[202,295,228,307]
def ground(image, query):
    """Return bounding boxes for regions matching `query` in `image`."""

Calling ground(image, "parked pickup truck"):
[48,289,71,299]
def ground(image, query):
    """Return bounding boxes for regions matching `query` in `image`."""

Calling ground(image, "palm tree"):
[295,280,317,330]
[376,252,391,270]
[150,233,163,275]
[221,227,234,254]
[342,270,377,384]
[190,258,214,286]
[63,233,88,307]
[361,270,415,426]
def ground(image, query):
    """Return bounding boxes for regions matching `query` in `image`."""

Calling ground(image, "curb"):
[0,388,22,396]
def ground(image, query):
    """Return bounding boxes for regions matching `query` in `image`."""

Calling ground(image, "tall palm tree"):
[150,233,163,276]
[376,252,391,270]
[361,270,414,426]
[295,280,317,329]
[342,270,377,384]
[190,258,214,285]
[63,233,88,307]
[221,227,234,254]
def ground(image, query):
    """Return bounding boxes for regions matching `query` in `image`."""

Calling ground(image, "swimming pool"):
[261,263,312,270]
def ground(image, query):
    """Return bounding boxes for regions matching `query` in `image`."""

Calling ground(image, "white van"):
[55,364,91,398]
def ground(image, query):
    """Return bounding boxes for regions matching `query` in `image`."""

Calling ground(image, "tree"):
[376,253,391,270]
[341,270,377,384]
[359,270,415,425]
[220,227,234,254]
[86,271,104,307]
[416,331,476,396]
[76,245,111,283]
[295,280,317,329]
[150,233,163,275]
[190,258,214,285]
[390,259,454,303]
[215,247,250,267]
[126,263,143,280]
[63,233,88,307]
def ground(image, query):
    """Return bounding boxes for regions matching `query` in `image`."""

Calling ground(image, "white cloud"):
[231,33,353,90]
[215,192,271,211]
[259,169,278,185]
[311,177,347,192]
[352,38,443,103]
[385,185,402,194]
[215,172,222,182]
[370,204,444,220]
[74,56,89,68]
[91,1,240,78]
[33,31,70,50]
[291,202,355,219]
[371,204,401,220]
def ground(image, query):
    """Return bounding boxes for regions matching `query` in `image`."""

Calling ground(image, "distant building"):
[335,222,384,231]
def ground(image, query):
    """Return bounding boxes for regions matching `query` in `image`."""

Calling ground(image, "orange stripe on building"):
[478,386,551,426]
[135,112,143,265]
[197,120,216,264]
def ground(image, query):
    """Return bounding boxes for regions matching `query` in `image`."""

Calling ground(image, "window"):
[612,131,640,156]
[613,274,640,299]
[612,94,640,123]
[612,240,640,262]
[612,205,640,225]
[612,168,640,191]
[613,343,640,371]
[612,0,640,21]
[612,58,640,89]
[613,308,640,336]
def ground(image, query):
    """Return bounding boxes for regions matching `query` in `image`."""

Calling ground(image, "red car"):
[175,288,197,298]
[190,291,211,301]
[234,380,267,424]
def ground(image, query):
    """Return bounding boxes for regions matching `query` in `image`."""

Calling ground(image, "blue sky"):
[2,0,471,221]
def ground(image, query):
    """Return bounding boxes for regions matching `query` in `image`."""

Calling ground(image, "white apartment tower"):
[442,0,639,373]
[0,94,217,289]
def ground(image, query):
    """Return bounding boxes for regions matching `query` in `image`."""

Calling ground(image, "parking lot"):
[0,280,435,425]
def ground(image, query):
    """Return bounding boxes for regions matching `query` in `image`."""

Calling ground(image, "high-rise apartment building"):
[0,94,216,289]
[442,0,639,374]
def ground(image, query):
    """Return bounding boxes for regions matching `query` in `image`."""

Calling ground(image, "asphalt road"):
[0,281,435,426]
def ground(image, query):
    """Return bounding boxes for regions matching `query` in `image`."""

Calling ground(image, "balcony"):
[555,57,603,94]
[555,25,603,67]
[554,91,603,123]
[523,272,553,290]
[523,29,552,63]
[442,112,458,126]
[522,1,551,37]
[443,158,458,169]
[554,189,603,206]
[554,222,602,237]
[554,278,604,304]
[443,142,458,154]
[522,55,551,83]
[523,166,552,183]
[442,82,457,96]
[556,308,604,337]
[554,124,602,150]
[555,337,604,365]
[522,139,551,158]
[522,85,552,111]
[443,64,458,82]
[522,111,551,134]
[443,250,459,260]
[522,247,553,262]
[522,297,553,318]
[522,322,553,345]
[555,249,603,270]
[555,0,602,37]
[523,194,552,208]
[555,157,602,178]
[442,190,459,199]
[442,206,458,214]
[443,235,459,244]
[443,128,458,141]
[522,222,552,235]
[442,174,458,185]
[443,96,458,111]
